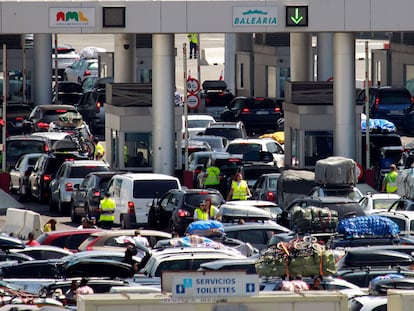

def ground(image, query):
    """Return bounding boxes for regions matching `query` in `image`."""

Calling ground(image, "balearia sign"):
[50,8,95,27]
[233,7,278,26]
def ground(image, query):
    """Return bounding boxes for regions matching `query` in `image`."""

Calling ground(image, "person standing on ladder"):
[187,33,198,59]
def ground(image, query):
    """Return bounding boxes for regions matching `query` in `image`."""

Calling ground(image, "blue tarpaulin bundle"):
[361,114,396,133]
[185,220,224,236]
[337,215,400,238]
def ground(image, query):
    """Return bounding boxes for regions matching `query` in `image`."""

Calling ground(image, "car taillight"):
[44,145,49,152]
[177,209,191,217]
[274,107,281,113]
[86,238,99,251]
[65,182,73,192]
[37,122,49,129]
[15,117,23,121]
[96,102,101,113]
[206,98,211,104]
[43,175,51,181]
[93,191,100,197]
[241,108,250,114]
[266,192,275,201]
[84,71,91,77]
[374,98,380,110]
[127,201,135,214]
[195,169,201,175]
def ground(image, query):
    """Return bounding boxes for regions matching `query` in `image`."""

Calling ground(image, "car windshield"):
[184,193,223,207]
[204,128,243,139]
[69,166,109,178]
[227,143,262,154]
[42,109,76,123]
[322,188,363,201]
[379,92,411,105]
[373,199,399,210]
[187,120,213,128]
[7,141,45,158]
[245,98,278,108]
[133,180,178,198]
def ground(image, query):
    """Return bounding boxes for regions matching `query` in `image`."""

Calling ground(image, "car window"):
[226,143,262,154]
[373,198,398,210]
[69,166,109,178]
[383,216,406,232]
[65,234,93,250]
[268,177,278,190]
[42,109,75,122]
[245,98,277,108]
[133,180,179,198]
[204,128,243,139]
[28,156,39,166]
[184,193,223,207]
[378,91,411,105]
[7,141,46,158]
[98,177,112,190]
[46,158,66,174]
[187,119,213,128]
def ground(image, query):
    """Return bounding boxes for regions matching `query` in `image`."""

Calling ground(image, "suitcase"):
[315,156,357,186]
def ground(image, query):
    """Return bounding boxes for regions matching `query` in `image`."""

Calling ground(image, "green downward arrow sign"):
[290,8,304,24]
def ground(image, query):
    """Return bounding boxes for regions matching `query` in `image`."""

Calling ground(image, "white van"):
[107,173,181,228]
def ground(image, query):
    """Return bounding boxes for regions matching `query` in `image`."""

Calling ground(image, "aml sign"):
[233,7,278,26]
[50,8,95,27]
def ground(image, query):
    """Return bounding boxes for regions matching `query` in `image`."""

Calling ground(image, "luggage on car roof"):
[276,169,315,209]
[290,206,339,234]
[369,276,414,296]
[337,215,400,238]
[315,156,357,186]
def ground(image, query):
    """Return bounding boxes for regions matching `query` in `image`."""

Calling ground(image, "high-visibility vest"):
[187,33,198,44]
[231,180,249,200]
[99,198,115,221]
[204,166,220,186]
[194,208,208,221]
[385,171,398,193]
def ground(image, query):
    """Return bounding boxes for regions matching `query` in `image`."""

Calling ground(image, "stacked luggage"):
[256,236,336,278]
[276,169,315,209]
[290,206,339,234]
[337,215,400,238]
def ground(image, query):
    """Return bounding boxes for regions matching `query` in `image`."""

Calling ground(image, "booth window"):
[103,7,126,28]
[124,133,152,168]
[304,131,333,166]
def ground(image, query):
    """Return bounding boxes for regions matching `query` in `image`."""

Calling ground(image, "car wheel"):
[148,209,157,228]
[49,192,57,212]
[18,183,27,202]
[70,201,81,223]
[120,215,130,229]
[58,197,68,216]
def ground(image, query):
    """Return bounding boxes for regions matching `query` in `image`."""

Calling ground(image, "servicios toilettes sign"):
[233,7,278,26]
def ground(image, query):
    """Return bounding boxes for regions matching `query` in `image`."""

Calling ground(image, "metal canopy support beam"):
[334,32,356,159]
[152,33,175,175]
[33,34,52,106]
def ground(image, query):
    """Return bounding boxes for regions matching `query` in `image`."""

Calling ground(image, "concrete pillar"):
[290,33,312,81]
[317,33,334,81]
[224,33,236,93]
[114,34,136,83]
[152,34,175,175]
[33,34,52,105]
[334,32,356,159]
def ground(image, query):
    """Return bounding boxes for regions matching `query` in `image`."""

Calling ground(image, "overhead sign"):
[187,94,200,109]
[164,271,259,298]
[285,6,308,27]
[50,8,95,27]
[233,7,278,26]
[187,78,200,94]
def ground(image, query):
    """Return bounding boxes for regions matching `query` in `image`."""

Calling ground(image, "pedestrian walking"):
[43,219,57,232]
[226,172,252,201]
[93,137,105,161]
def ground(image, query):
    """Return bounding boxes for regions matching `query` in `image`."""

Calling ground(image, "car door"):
[73,175,90,213]
[29,155,44,196]
[158,192,175,228]
[108,177,123,223]
[10,156,23,190]
[266,141,284,168]
[252,176,265,200]
[50,163,66,203]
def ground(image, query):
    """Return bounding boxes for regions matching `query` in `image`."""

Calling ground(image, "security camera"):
[123,44,129,50]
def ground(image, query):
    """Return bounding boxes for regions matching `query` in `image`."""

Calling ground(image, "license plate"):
[256,110,269,115]
[389,110,403,115]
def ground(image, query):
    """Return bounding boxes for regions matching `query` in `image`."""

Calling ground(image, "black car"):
[52,81,83,106]
[28,152,86,203]
[76,89,105,132]
[336,268,414,288]
[201,80,235,120]
[70,171,118,222]
[278,196,366,229]
[22,104,79,134]
[6,135,52,170]
[221,96,283,135]
[2,103,32,136]
[147,188,225,234]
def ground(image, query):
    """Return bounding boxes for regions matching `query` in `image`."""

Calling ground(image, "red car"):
[36,228,101,252]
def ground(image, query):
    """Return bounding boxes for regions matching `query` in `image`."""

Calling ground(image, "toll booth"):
[104,83,183,171]
[283,81,363,169]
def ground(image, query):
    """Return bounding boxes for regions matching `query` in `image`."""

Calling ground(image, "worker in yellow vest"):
[98,191,115,229]
[226,172,252,201]
[187,33,198,59]
[381,164,399,193]
[203,161,221,190]
[193,200,209,221]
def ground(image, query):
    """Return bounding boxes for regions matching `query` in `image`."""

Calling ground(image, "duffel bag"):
[290,206,312,233]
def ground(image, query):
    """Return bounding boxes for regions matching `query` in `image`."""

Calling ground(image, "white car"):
[374,210,414,235]
[106,173,181,228]
[359,192,401,214]
[9,153,42,200]
[49,160,111,215]
[63,59,98,83]
[348,295,387,311]
[226,138,285,168]
[182,114,216,139]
